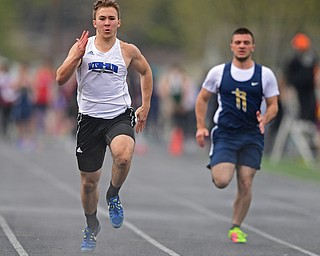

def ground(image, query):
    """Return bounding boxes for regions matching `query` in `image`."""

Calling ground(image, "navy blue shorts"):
[208,126,264,170]
[76,108,136,172]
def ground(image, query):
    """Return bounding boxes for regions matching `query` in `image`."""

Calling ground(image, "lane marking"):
[124,221,180,256]
[0,214,29,256]
[243,224,320,256]
[24,161,181,256]
[3,146,318,256]
[0,205,181,256]
[169,194,320,256]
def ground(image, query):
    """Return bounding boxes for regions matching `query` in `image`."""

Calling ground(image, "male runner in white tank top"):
[56,0,153,252]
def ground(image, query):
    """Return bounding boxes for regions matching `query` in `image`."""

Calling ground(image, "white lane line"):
[123,221,180,256]
[6,147,318,256]
[0,214,29,256]
[24,161,181,256]
[243,224,320,256]
[0,204,181,256]
[169,194,320,256]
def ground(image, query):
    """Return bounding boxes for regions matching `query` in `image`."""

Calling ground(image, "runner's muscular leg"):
[232,165,256,226]
[80,169,102,215]
[109,135,135,188]
[211,162,236,188]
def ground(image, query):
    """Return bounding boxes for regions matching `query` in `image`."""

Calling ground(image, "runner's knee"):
[113,154,131,170]
[213,177,230,189]
[81,176,99,193]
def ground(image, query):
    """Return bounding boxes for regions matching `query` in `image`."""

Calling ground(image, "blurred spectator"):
[279,33,320,158]
[47,74,76,137]
[0,62,16,137]
[144,65,160,140]
[158,64,197,155]
[11,62,34,150]
[283,33,319,123]
[32,58,55,136]
[61,74,78,137]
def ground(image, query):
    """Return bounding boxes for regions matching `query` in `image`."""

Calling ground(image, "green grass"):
[262,157,320,183]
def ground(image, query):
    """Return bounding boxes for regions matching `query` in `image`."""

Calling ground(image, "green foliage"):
[120,0,183,48]
[1,0,320,65]
[262,157,320,184]
[0,1,16,58]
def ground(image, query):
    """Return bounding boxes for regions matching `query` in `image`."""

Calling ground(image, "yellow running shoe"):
[228,227,247,243]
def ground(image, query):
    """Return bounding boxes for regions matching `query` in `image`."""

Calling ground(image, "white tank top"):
[76,37,131,119]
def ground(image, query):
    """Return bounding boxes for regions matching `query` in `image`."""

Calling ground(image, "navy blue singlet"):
[217,62,263,130]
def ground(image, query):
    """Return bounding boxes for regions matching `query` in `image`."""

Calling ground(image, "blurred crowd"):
[0,58,78,151]
[1,32,320,163]
[128,63,199,155]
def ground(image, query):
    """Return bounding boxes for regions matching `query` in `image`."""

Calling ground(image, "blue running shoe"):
[107,195,124,228]
[80,225,101,252]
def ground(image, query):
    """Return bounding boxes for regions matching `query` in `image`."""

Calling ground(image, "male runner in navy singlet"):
[195,28,279,244]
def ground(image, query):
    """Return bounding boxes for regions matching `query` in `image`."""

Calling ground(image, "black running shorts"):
[76,108,136,172]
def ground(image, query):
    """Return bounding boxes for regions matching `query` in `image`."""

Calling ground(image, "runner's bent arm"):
[128,44,153,133]
[195,88,212,147]
[256,95,278,134]
[56,31,89,85]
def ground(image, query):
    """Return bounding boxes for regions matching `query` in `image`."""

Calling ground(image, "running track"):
[0,135,320,256]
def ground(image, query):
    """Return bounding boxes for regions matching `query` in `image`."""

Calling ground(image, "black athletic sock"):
[85,211,99,231]
[106,181,121,202]
[231,224,240,229]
